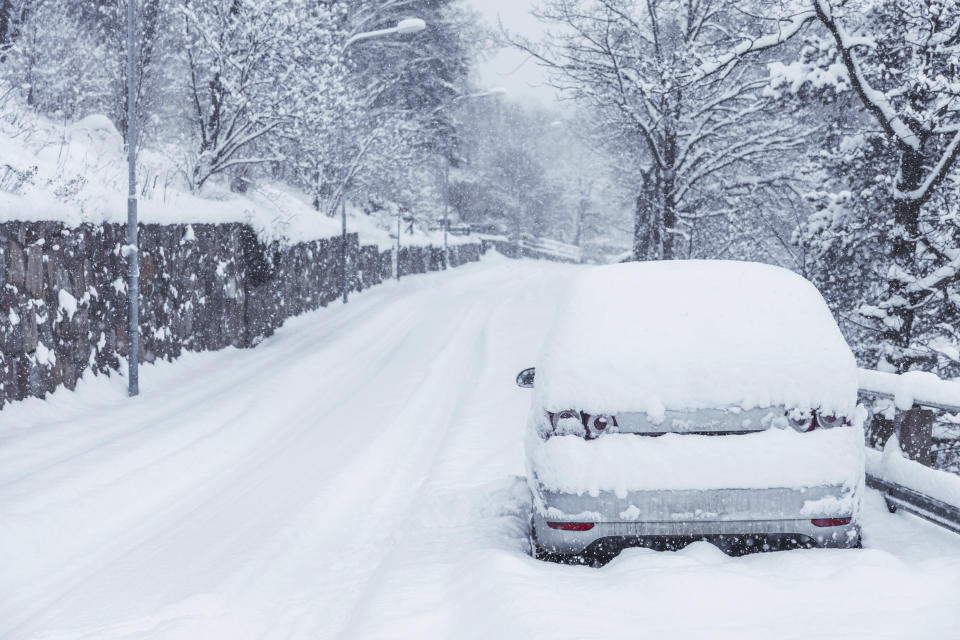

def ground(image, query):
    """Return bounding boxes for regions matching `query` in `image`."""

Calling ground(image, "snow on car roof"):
[533,260,857,418]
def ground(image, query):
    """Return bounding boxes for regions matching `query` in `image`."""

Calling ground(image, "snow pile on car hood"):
[533,260,857,418]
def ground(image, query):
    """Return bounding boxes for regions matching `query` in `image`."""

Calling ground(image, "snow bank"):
[533,260,858,417]
[527,425,865,496]
[0,107,466,249]
[866,436,960,509]
[858,368,960,411]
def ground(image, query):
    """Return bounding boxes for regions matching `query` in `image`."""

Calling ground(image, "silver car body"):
[524,261,864,558]
[526,406,864,556]
[531,484,862,556]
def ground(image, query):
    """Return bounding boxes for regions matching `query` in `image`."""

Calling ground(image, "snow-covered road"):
[2,256,959,640]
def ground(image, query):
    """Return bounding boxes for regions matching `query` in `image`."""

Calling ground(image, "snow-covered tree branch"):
[513,0,811,260]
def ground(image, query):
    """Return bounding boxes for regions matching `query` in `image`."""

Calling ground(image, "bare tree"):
[179,0,324,190]
[511,0,809,260]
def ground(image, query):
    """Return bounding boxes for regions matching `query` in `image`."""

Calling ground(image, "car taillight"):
[816,413,848,428]
[547,411,619,439]
[547,521,595,531]
[786,409,850,432]
[583,413,618,439]
[552,409,586,437]
[811,517,852,527]
[788,411,816,433]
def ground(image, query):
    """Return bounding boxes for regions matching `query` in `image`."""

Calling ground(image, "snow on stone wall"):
[0,221,482,409]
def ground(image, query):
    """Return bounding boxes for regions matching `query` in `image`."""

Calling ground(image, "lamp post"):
[433,87,506,267]
[126,0,139,397]
[338,17,426,303]
[441,160,449,266]
[396,206,402,280]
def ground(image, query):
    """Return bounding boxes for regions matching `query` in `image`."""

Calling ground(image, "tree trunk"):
[0,0,13,57]
[633,168,657,261]
[661,172,677,260]
[897,407,934,464]
[661,127,678,260]
[573,199,584,247]
[886,146,925,372]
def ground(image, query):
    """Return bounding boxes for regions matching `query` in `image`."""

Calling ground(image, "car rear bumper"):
[531,484,862,555]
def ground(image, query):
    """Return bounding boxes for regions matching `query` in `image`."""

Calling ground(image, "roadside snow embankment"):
[0,108,463,249]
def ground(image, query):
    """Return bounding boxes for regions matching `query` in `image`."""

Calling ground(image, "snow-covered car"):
[519,260,865,562]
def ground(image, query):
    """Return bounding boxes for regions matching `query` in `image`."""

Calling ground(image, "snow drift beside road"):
[533,260,859,418]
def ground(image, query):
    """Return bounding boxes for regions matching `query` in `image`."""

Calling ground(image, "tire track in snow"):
[0,260,539,639]
[0,283,429,491]
[336,268,569,639]
[229,285,510,639]
[323,294,511,638]
[0,272,454,636]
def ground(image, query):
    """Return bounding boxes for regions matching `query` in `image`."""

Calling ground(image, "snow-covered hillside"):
[0,105,460,250]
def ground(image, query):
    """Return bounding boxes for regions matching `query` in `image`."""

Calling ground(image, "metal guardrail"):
[857,369,958,463]
[520,235,582,262]
[859,368,960,535]
[866,473,960,535]
[857,368,960,412]
[480,235,582,263]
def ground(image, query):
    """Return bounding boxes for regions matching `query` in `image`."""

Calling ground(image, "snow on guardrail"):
[857,368,960,412]
[867,437,960,509]
[858,368,960,533]
[866,437,960,533]
[477,234,583,262]
[521,235,582,262]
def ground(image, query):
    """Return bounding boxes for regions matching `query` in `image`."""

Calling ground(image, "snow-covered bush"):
[0,4,112,120]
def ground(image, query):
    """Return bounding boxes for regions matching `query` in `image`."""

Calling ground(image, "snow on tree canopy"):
[533,260,858,419]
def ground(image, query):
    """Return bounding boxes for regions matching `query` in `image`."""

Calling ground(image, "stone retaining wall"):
[0,221,482,410]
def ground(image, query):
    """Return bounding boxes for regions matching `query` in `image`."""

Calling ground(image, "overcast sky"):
[462,0,558,108]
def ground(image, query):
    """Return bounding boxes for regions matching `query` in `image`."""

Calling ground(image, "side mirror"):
[516,367,535,388]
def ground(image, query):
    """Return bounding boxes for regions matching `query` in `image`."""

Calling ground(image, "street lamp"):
[338,18,427,303]
[125,0,139,397]
[433,87,507,267]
